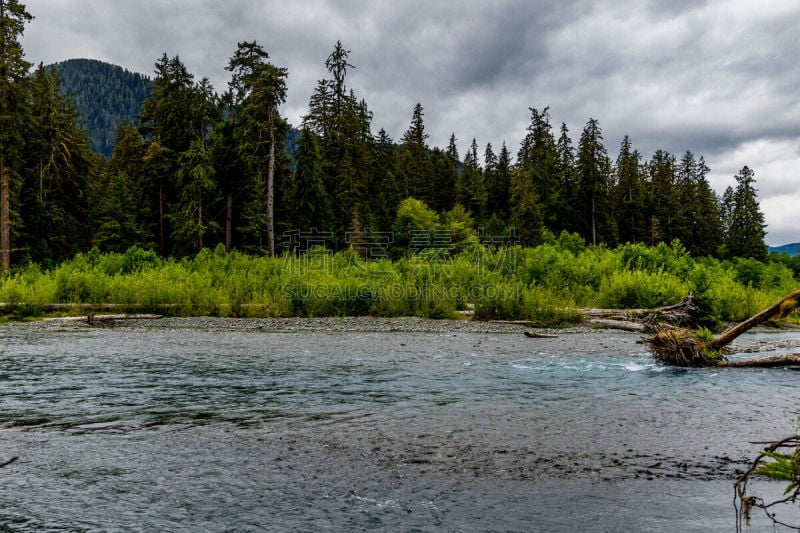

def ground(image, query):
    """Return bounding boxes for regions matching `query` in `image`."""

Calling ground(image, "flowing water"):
[1,322,798,531]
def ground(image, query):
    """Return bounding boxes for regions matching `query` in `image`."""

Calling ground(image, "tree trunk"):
[267,115,275,257]
[0,158,9,271]
[159,188,166,256]
[198,195,203,250]
[591,193,596,246]
[225,191,233,253]
[709,289,800,352]
[721,354,800,368]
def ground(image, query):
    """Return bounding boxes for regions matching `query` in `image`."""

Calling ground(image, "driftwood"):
[589,319,646,332]
[645,290,800,368]
[0,456,18,468]
[710,289,800,351]
[524,331,558,339]
[584,294,699,332]
[43,314,163,327]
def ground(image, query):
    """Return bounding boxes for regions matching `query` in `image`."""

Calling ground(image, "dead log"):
[44,314,164,322]
[578,294,698,333]
[524,331,559,338]
[709,289,800,352]
[645,290,800,368]
[588,319,646,332]
[721,353,800,368]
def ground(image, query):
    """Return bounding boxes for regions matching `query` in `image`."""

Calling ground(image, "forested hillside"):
[49,58,151,157]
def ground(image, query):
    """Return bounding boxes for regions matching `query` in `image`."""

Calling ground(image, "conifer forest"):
[0,0,792,324]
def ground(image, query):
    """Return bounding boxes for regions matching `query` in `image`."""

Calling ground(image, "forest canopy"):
[0,0,771,271]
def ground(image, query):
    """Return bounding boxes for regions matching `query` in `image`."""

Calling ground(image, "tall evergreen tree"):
[292,127,333,232]
[137,54,197,255]
[18,65,95,264]
[509,166,544,246]
[613,135,645,244]
[555,123,577,233]
[727,165,767,260]
[689,155,723,256]
[93,122,149,252]
[518,107,562,232]
[303,42,373,243]
[429,146,456,212]
[397,102,432,203]
[576,118,614,245]
[0,0,32,270]
[646,149,678,244]
[486,142,512,220]
[227,41,288,256]
[456,138,486,219]
[170,77,220,254]
[372,128,400,231]
[212,90,246,252]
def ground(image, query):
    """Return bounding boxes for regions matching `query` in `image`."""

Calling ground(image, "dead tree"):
[646,290,800,368]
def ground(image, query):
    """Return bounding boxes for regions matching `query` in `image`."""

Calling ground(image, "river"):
[1,320,798,531]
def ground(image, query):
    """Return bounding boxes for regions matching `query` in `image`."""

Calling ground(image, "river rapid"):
[1,319,798,531]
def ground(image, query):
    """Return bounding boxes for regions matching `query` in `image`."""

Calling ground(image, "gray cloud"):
[20,0,800,244]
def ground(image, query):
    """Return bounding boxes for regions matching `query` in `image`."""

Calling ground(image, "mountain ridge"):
[47,58,152,157]
[768,242,800,256]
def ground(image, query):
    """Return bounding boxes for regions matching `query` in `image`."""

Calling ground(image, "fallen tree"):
[583,293,699,331]
[645,290,800,368]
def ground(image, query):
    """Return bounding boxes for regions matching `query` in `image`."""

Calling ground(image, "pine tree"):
[518,107,561,232]
[0,0,32,270]
[173,138,217,252]
[456,139,486,219]
[576,118,614,245]
[397,102,432,204]
[94,122,149,251]
[292,127,333,232]
[93,170,146,253]
[727,165,767,260]
[509,166,543,246]
[370,129,399,232]
[211,90,246,252]
[690,156,723,256]
[486,142,512,220]
[227,41,288,256]
[613,135,645,244]
[137,54,198,255]
[18,65,95,264]
[303,42,373,245]
[429,147,456,212]
[646,149,678,244]
[555,123,577,233]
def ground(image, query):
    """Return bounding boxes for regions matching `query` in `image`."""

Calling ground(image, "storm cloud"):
[21,0,800,244]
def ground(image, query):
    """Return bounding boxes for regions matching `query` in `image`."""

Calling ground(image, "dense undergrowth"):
[1,233,798,326]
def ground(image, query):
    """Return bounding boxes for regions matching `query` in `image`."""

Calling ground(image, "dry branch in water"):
[735,435,800,532]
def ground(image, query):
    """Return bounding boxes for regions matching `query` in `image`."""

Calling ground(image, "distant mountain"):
[48,59,151,157]
[768,243,800,256]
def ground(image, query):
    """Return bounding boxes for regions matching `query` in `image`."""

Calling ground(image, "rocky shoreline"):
[90,315,537,334]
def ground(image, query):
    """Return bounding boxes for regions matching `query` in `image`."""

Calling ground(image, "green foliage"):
[755,451,799,495]
[2,237,795,326]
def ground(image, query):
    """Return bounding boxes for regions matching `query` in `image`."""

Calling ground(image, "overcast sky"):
[21,0,800,245]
